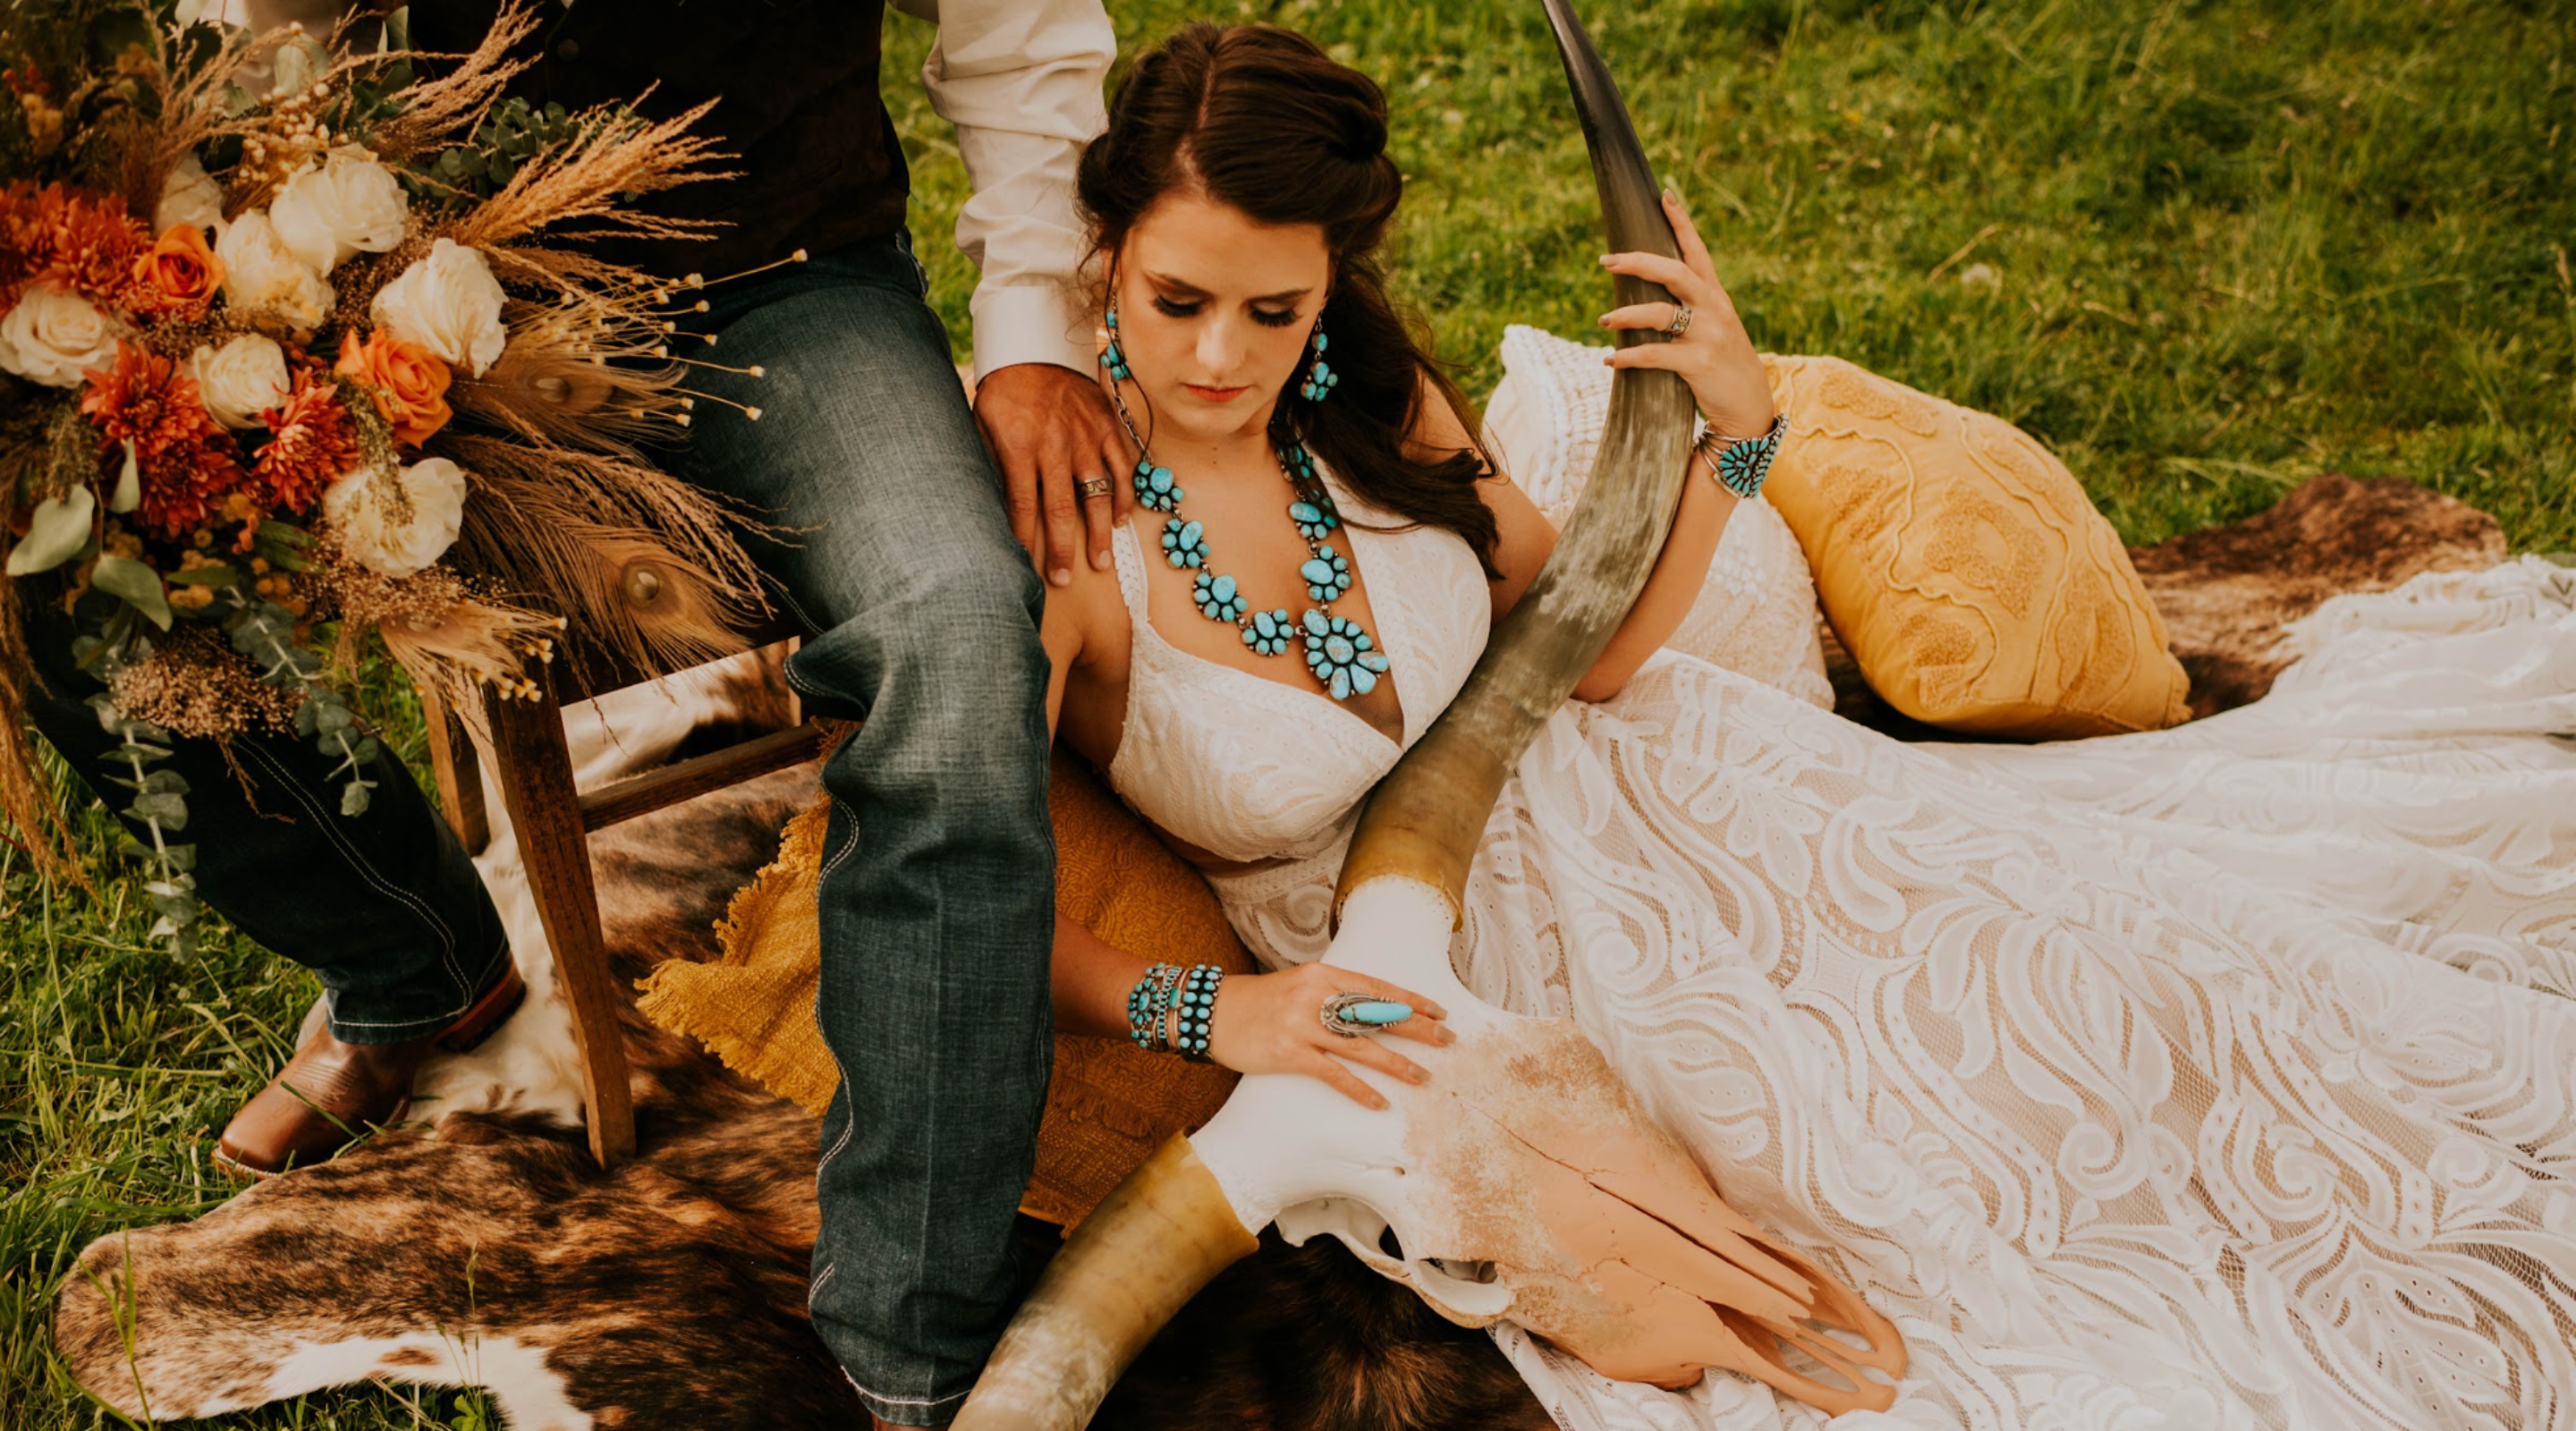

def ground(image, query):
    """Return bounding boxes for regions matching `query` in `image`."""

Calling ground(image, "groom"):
[126,2,1119,1425]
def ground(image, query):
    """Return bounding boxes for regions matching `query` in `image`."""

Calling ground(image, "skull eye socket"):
[1426,1257,1499,1285]
[1376,1226,1496,1287]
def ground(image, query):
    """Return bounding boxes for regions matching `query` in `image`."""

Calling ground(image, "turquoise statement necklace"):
[1104,336,1392,701]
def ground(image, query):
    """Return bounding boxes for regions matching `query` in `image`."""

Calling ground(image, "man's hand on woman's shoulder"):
[974,362,1136,588]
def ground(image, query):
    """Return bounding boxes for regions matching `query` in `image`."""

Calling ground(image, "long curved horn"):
[1332,0,1696,919]
[951,6,1693,1427]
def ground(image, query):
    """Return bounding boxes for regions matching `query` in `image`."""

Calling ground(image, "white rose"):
[268,146,409,275]
[0,284,128,388]
[156,153,227,237]
[322,455,470,578]
[216,210,335,333]
[186,334,292,429]
[370,238,507,377]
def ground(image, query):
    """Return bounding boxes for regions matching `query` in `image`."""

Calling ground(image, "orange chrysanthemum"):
[250,372,362,516]
[7,182,152,312]
[79,341,250,540]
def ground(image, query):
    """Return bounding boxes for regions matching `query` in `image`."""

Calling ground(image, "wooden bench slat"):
[577,723,829,833]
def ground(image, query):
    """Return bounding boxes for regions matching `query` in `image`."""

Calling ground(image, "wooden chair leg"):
[482,673,638,1169]
[419,685,489,856]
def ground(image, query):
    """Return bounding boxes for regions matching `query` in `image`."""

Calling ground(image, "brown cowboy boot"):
[212,964,526,1180]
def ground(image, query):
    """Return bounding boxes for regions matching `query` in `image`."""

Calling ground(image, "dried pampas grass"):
[357,4,542,166]
[441,96,734,256]
[0,576,78,884]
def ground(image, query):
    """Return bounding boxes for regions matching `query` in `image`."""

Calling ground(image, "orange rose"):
[128,222,222,318]
[335,327,453,447]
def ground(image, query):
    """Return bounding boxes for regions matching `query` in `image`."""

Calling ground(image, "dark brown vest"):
[406,0,906,278]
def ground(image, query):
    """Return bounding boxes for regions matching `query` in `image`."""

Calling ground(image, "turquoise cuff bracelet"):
[1697,412,1788,499]
[1127,962,1182,1053]
[1127,961,1224,1060]
[1174,963,1224,1063]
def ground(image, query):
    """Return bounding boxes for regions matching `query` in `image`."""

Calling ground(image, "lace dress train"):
[1102,457,2576,1427]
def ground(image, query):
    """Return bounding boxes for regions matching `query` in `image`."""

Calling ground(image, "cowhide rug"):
[49,474,2510,1431]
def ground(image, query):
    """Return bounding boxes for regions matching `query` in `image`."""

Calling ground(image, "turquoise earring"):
[1298,324,1337,402]
[1104,299,1185,512]
[1101,300,1132,381]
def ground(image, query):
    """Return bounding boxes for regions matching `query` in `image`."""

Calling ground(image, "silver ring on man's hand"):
[1663,302,1694,339]
[1076,476,1114,501]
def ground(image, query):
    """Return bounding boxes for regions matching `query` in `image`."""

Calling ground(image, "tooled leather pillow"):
[1757,354,2189,736]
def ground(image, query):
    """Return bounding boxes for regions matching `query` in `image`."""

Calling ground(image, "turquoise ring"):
[1321,991,1413,1037]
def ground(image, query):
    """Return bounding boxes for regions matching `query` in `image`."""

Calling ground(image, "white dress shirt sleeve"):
[893,0,1113,380]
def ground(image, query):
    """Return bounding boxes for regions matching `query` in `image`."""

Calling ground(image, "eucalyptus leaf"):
[5,485,96,576]
[90,555,174,631]
[130,792,187,829]
[340,781,374,817]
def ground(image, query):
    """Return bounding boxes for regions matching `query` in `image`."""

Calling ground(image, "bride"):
[1030,21,2576,1430]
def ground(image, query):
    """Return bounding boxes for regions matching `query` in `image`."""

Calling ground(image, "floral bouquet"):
[2,2,770,953]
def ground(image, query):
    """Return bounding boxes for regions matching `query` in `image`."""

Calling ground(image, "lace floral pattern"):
[1107,449,2576,1427]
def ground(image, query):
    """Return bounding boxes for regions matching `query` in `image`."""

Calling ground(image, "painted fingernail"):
[1050,567,1072,587]
[1091,548,1113,570]
[1598,254,1614,266]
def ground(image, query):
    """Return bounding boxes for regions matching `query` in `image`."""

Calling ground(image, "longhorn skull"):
[954,3,1903,1425]
[962,882,1902,1427]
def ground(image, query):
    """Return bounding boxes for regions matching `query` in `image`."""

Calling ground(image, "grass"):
[4,1,2571,1425]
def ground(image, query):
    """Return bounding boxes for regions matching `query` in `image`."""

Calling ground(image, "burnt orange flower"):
[79,341,249,539]
[250,372,361,516]
[127,223,224,321]
[19,182,150,310]
[335,327,453,447]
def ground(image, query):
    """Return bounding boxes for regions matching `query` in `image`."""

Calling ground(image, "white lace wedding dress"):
[1099,449,2576,1429]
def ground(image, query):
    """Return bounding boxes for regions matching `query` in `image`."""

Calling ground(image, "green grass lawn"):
[5,1,2572,1425]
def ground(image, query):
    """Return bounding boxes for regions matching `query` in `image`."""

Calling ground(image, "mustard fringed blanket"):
[638,749,1250,1229]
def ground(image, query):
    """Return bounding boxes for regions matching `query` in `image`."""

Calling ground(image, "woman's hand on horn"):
[1597,190,1775,441]
[1205,962,1455,1110]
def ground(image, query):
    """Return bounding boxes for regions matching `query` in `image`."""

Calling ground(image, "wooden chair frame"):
[422,625,821,1169]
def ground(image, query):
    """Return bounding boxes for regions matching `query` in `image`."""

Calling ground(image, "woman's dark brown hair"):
[1076,22,1501,574]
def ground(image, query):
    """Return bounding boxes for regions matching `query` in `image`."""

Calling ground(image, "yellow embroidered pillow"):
[1759,356,2190,737]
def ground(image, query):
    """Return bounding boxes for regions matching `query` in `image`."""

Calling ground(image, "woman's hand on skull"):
[1597,191,1775,440]
[1205,961,1454,1109]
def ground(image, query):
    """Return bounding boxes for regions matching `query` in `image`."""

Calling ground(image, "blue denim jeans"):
[19,594,514,1044]
[676,233,1055,1425]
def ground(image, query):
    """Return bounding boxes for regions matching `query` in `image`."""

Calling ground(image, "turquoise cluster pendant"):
[1138,437,1391,702]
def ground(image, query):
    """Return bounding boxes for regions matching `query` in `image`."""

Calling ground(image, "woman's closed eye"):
[1149,293,1301,327]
